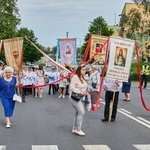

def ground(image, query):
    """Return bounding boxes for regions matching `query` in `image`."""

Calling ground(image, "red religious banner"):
[106,36,135,82]
[90,34,108,65]
[3,37,23,71]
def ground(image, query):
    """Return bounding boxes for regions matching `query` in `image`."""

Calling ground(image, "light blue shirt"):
[103,78,122,92]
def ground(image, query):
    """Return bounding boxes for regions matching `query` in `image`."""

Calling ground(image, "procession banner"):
[106,36,135,82]
[25,37,71,73]
[59,38,76,66]
[90,34,108,64]
[3,37,23,71]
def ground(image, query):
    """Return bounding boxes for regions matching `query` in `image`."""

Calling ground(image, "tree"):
[17,27,42,64]
[0,0,21,63]
[81,16,114,55]
[120,2,150,49]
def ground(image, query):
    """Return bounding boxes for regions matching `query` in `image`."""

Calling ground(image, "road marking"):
[101,101,150,129]
[119,108,132,114]
[32,145,58,150]
[0,146,6,150]
[83,145,111,150]
[118,109,150,129]
[133,144,150,150]
[137,117,150,125]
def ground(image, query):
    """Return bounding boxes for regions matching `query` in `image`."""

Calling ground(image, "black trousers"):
[141,74,148,88]
[48,84,56,95]
[104,91,119,119]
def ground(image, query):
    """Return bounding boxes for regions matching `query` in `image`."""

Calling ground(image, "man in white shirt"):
[101,78,122,122]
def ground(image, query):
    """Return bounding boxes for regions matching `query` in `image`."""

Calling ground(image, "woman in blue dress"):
[0,66,17,128]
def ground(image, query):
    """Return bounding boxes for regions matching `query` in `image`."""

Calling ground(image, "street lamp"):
[66,31,68,38]
[89,21,101,35]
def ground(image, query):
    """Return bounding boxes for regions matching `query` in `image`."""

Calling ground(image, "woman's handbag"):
[13,94,22,103]
[71,92,83,101]
[92,82,97,88]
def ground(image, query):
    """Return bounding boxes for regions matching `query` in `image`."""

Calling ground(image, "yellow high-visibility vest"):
[141,65,149,75]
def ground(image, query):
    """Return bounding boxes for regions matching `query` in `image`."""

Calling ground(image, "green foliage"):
[17,27,42,63]
[81,16,114,56]
[0,0,21,63]
[130,60,150,81]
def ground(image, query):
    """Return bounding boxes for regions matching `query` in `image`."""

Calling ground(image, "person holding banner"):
[70,65,87,136]
[0,66,18,128]
[101,78,122,122]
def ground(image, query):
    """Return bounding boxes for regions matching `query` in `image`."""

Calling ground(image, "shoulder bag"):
[71,92,83,101]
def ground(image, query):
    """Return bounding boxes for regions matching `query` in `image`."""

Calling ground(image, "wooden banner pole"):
[25,36,71,73]
[109,84,117,122]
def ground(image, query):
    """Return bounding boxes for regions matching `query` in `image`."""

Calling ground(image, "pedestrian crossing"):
[0,145,150,150]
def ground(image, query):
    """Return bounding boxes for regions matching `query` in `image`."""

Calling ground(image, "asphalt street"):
[0,84,150,150]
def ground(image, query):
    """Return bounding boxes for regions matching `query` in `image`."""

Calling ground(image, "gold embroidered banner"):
[3,37,23,71]
[90,34,107,65]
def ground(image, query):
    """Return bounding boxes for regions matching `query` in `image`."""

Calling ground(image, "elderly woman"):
[0,66,18,128]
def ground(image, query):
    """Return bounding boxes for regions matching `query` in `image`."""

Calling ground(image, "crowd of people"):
[0,61,149,137]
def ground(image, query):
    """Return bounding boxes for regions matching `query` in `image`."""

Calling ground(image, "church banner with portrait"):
[58,38,76,66]
[106,36,135,82]
[90,34,108,65]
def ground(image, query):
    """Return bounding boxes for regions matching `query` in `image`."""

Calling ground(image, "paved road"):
[0,85,150,150]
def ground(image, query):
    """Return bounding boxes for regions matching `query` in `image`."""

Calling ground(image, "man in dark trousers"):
[141,61,150,89]
[101,78,122,122]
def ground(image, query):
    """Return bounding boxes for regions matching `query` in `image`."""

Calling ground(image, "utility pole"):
[66,31,68,38]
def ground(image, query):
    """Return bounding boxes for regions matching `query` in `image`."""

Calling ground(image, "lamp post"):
[66,31,68,38]
[89,21,101,35]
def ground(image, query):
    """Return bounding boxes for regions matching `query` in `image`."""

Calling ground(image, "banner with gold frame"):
[3,37,23,71]
[90,34,108,65]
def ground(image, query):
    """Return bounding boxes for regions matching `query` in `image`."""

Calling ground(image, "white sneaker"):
[62,95,65,98]
[58,95,62,98]
[74,130,85,136]
[72,130,76,134]
[6,123,11,128]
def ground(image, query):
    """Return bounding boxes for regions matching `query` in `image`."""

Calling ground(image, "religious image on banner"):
[59,38,76,66]
[3,37,23,71]
[106,36,135,82]
[114,47,127,67]
[90,34,107,65]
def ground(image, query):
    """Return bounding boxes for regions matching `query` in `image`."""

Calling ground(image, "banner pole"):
[25,36,71,73]
[109,84,117,122]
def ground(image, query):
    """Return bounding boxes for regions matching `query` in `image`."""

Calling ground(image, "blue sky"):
[17,0,131,47]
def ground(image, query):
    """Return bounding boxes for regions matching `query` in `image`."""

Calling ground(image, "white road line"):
[32,145,58,150]
[137,117,150,125]
[118,109,150,129]
[119,108,132,114]
[133,144,150,150]
[0,146,6,150]
[101,101,150,129]
[83,145,111,150]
